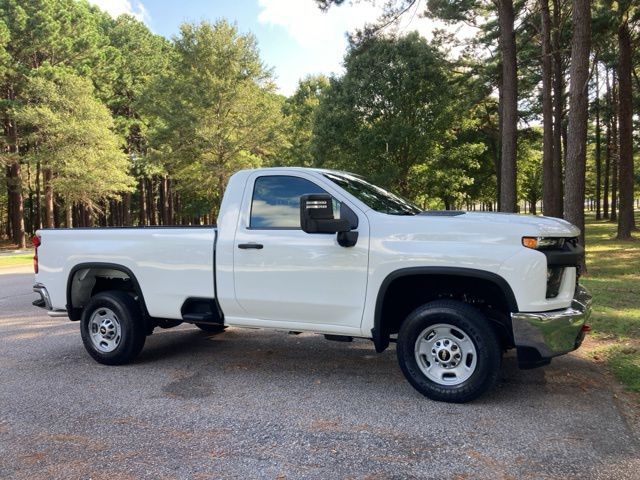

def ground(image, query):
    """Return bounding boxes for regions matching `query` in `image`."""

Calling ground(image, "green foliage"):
[314,34,456,195]
[517,128,543,209]
[16,70,134,206]
[313,33,498,207]
[0,0,134,223]
[1,0,636,233]
[143,20,286,215]
[278,75,329,167]
[104,14,171,156]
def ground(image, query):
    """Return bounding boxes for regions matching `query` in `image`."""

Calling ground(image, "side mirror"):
[300,194,350,234]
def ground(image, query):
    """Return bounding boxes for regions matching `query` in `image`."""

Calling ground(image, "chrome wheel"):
[88,307,122,353]
[414,323,477,386]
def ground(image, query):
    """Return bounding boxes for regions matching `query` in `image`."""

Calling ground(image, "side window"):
[250,175,339,229]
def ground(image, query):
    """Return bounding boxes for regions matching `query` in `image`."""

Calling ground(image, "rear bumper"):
[511,285,592,369]
[33,283,52,310]
[33,283,67,317]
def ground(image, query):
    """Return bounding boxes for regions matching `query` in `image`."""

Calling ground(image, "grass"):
[0,254,33,267]
[581,210,640,392]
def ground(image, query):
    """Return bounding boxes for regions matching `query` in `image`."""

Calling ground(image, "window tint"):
[250,176,328,228]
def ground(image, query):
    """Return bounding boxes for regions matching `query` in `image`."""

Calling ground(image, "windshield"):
[323,172,421,215]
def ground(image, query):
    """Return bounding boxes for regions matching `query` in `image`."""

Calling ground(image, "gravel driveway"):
[1,266,638,479]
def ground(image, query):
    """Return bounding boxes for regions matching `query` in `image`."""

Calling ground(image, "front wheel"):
[80,291,146,365]
[396,300,501,403]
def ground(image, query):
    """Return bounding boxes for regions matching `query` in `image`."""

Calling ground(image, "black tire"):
[195,323,226,334]
[80,291,146,365]
[396,300,501,403]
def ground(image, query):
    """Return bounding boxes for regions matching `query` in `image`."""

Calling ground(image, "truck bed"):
[35,226,217,319]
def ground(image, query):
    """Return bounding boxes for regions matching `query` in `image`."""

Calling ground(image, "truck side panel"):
[36,228,216,319]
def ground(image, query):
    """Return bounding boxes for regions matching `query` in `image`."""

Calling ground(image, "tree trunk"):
[123,193,132,226]
[594,62,602,220]
[167,178,174,224]
[4,166,11,239]
[497,0,518,212]
[496,78,503,209]
[8,161,26,247]
[138,178,147,226]
[603,68,611,219]
[551,0,564,217]
[541,0,556,217]
[564,0,591,254]
[65,203,73,228]
[26,163,33,235]
[148,178,157,226]
[616,21,634,239]
[43,168,54,228]
[161,175,170,225]
[35,159,41,231]
[5,118,26,247]
[611,71,618,222]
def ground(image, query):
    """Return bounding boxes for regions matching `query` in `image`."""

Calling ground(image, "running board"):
[324,334,353,342]
[182,312,222,324]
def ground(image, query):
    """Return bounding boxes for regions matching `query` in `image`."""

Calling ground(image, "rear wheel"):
[80,291,146,365]
[195,323,226,334]
[396,300,501,403]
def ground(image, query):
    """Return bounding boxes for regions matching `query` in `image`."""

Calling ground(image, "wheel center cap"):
[438,350,450,361]
[100,326,107,335]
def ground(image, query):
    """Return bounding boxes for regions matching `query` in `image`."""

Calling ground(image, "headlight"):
[522,236,566,250]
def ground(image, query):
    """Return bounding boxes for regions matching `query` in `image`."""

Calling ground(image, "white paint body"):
[35,167,580,337]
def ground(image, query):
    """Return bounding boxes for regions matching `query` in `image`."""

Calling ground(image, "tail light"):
[32,235,40,273]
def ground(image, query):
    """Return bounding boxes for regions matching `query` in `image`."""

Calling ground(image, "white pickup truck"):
[32,167,591,403]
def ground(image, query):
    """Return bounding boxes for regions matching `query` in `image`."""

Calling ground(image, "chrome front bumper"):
[511,285,592,368]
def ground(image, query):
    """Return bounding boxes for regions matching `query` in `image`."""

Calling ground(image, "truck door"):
[232,172,369,331]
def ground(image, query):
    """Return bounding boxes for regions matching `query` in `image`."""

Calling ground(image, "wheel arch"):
[372,267,519,353]
[66,262,149,321]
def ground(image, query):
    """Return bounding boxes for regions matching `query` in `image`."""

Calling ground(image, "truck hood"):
[372,210,581,246]
[436,212,580,237]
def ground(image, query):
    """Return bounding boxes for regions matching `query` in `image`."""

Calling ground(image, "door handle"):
[238,243,264,249]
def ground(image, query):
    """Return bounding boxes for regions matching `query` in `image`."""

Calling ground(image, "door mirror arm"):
[337,230,359,247]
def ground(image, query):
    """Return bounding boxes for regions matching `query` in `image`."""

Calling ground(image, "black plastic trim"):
[238,243,264,249]
[180,297,222,325]
[418,211,466,217]
[212,229,225,322]
[66,262,150,321]
[372,267,519,353]
[542,242,584,267]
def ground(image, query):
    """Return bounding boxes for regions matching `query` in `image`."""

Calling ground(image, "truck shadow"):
[138,326,596,405]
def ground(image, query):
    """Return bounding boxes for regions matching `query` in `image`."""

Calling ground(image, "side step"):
[181,298,223,325]
[324,334,353,342]
[182,312,221,324]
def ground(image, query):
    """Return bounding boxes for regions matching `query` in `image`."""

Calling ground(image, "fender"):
[372,266,519,353]
[66,262,150,321]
